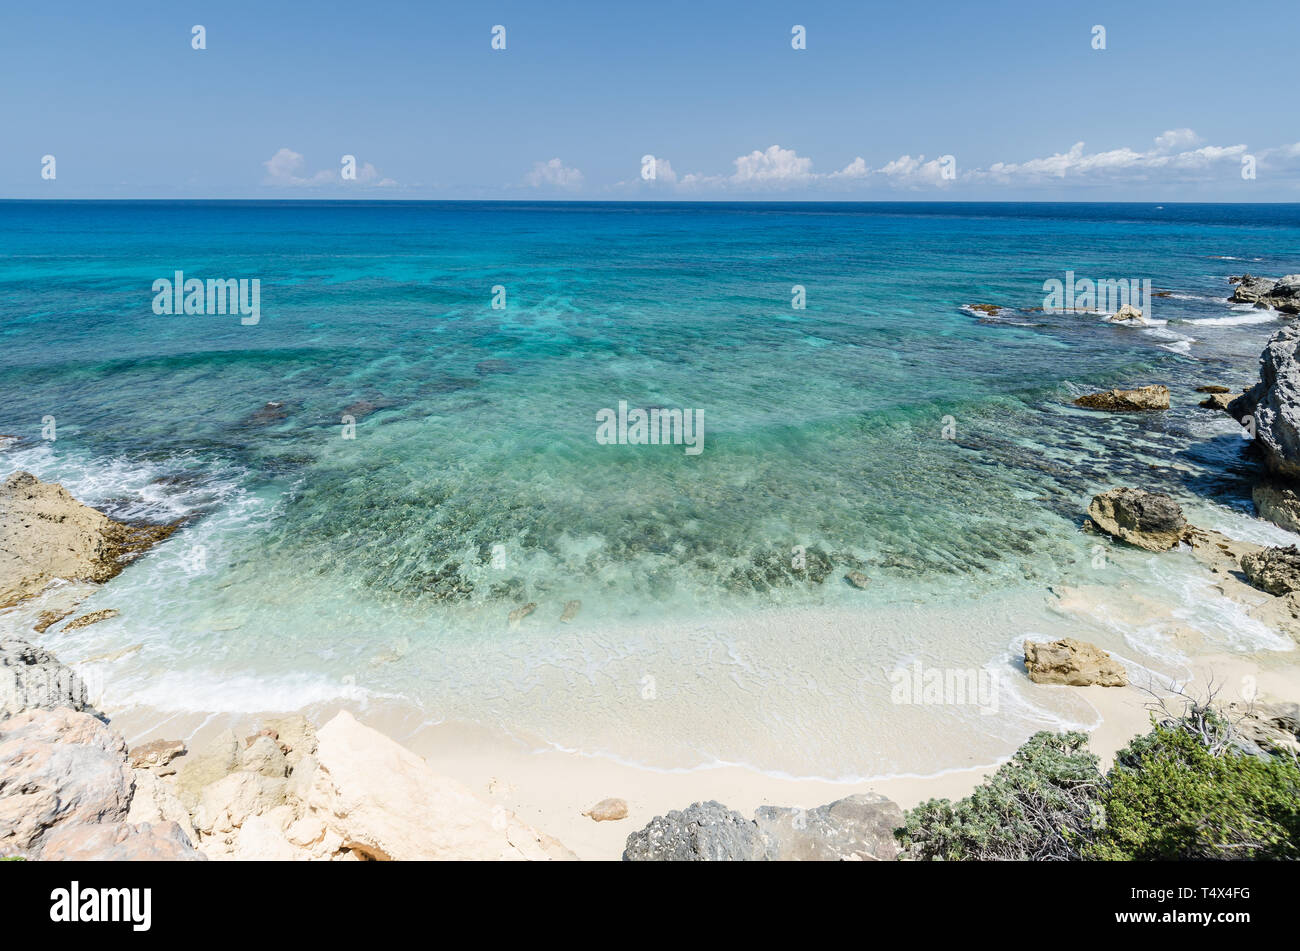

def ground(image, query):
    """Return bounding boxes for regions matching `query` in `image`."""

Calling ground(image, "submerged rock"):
[844,570,870,589]
[1241,545,1300,596]
[1230,324,1300,479]
[1023,638,1127,687]
[559,599,581,623]
[508,602,536,626]
[1073,384,1169,411]
[1086,487,1187,551]
[0,471,177,609]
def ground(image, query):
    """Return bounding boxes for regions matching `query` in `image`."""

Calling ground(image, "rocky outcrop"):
[1085,487,1187,551]
[0,708,133,858]
[1253,482,1300,533]
[1023,638,1127,687]
[1073,385,1169,412]
[1224,700,1300,757]
[1107,304,1146,323]
[1231,274,1300,314]
[755,794,904,861]
[1241,545,1300,596]
[623,794,907,861]
[0,471,177,609]
[1200,393,1235,411]
[623,801,767,861]
[0,637,96,719]
[1230,324,1300,479]
[62,609,120,632]
[41,820,205,861]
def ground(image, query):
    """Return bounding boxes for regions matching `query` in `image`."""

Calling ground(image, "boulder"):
[173,729,241,808]
[1231,274,1279,305]
[1086,487,1187,551]
[1073,384,1169,411]
[1108,304,1145,323]
[240,734,288,778]
[1253,482,1300,534]
[126,770,197,844]
[755,794,904,861]
[1230,324,1300,478]
[0,637,96,718]
[1023,638,1128,687]
[1232,274,1300,314]
[192,771,287,836]
[41,820,205,861]
[1199,393,1234,411]
[262,714,316,771]
[1241,545,1300,596]
[0,471,177,609]
[128,738,186,772]
[302,710,574,861]
[582,798,628,822]
[0,708,133,857]
[1224,700,1300,757]
[622,801,767,861]
[1196,385,1231,394]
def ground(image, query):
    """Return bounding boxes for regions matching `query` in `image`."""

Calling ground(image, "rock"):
[303,710,574,861]
[582,798,628,822]
[128,738,186,772]
[1241,545,1300,596]
[33,608,74,634]
[240,734,288,778]
[0,708,133,858]
[40,821,205,861]
[755,794,905,861]
[262,714,316,771]
[622,801,766,861]
[967,304,1004,316]
[1196,385,1231,394]
[0,471,177,608]
[173,729,241,808]
[1230,324,1300,478]
[192,771,287,836]
[1199,393,1234,411]
[1108,304,1145,323]
[844,570,870,590]
[1231,274,1278,305]
[126,770,197,843]
[508,602,536,626]
[1232,274,1300,314]
[1224,700,1300,757]
[560,600,581,623]
[0,637,96,718]
[1073,384,1169,411]
[1253,482,1300,534]
[1023,638,1128,687]
[1086,487,1187,551]
[61,609,120,632]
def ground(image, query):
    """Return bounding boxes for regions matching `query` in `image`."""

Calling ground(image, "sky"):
[2,0,1298,201]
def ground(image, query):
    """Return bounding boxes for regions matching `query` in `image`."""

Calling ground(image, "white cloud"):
[262,148,396,187]
[1153,128,1201,152]
[730,145,814,185]
[970,131,1247,184]
[525,158,584,189]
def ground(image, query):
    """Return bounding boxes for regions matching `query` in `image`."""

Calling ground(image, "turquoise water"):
[3,201,1299,776]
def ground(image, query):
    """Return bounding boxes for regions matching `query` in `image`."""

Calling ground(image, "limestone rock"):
[241,734,288,778]
[303,710,574,861]
[1229,324,1300,478]
[1199,393,1234,411]
[755,793,905,861]
[560,600,581,623]
[126,770,197,843]
[1241,545,1300,596]
[582,798,628,822]
[61,609,120,632]
[0,708,133,857]
[173,729,240,808]
[1253,482,1300,534]
[192,771,287,836]
[41,820,205,861]
[262,714,316,771]
[0,471,177,609]
[622,801,766,861]
[1107,304,1145,323]
[1196,385,1231,394]
[844,570,870,590]
[129,738,186,772]
[1086,487,1187,551]
[1074,384,1169,411]
[1023,638,1128,687]
[0,637,96,718]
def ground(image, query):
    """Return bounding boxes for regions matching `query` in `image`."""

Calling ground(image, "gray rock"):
[1231,274,1279,304]
[1241,545,1300,596]
[1231,324,1300,478]
[622,801,767,861]
[0,637,97,719]
[1086,487,1186,551]
[1253,482,1300,533]
[0,708,133,858]
[755,794,904,861]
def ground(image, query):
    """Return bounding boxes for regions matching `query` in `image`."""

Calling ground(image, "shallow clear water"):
[3,201,1299,776]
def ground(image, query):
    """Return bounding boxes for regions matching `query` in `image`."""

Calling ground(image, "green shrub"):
[1085,723,1300,860]
[898,731,1103,860]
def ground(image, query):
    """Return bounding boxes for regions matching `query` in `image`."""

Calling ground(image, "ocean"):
[3,200,1299,778]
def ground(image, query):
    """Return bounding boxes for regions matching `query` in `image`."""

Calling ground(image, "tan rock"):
[128,737,186,771]
[41,820,204,861]
[1074,384,1169,411]
[61,609,120,632]
[192,771,287,836]
[173,729,240,808]
[1253,482,1300,534]
[1199,393,1234,411]
[262,714,316,770]
[304,710,575,861]
[1086,487,1186,551]
[560,600,581,623]
[582,798,629,822]
[1023,638,1127,687]
[126,769,197,844]
[240,734,288,778]
[1108,304,1145,323]
[844,570,870,590]
[0,471,177,609]
[508,602,537,626]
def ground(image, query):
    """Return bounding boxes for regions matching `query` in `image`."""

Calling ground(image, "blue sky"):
[3,0,1298,200]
